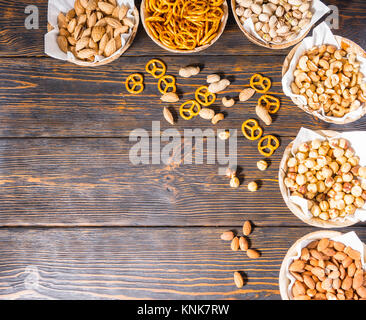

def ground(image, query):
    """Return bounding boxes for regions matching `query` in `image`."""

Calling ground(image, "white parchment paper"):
[282,22,366,122]
[283,127,366,223]
[45,0,135,64]
[286,231,366,299]
[242,0,329,45]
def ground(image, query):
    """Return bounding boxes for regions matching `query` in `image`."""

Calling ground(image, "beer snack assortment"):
[44,0,366,300]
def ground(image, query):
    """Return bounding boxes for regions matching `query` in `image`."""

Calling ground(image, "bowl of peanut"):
[279,128,366,228]
[279,230,366,300]
[282,35,366,124]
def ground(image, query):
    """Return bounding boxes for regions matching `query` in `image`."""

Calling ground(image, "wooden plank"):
[1,226,365,300]
[1,55,366,138]
[0,136,316,227]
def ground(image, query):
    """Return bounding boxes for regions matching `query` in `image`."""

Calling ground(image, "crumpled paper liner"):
[285,231,366,299]
[45,0,135,65]
[283,127,366,224]
[242,0,329,45]
[282,22,366,122]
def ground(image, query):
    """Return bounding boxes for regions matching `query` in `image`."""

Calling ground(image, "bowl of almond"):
[45,0,139,66]
[279,230,366,300]
[279,128,366,228]
[282,35,366,124]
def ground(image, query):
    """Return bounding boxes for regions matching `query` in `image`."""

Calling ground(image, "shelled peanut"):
[284,138,366,221]
[289,238,366,300]
[235,0,313,44]
[291,44,366,117]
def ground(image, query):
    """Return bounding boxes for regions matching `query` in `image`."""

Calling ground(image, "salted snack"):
[288,238,366,300]
[234,0,313,44]
[195,86,216,106]
[179,100,201,120]
[291,44,366,118]
[145,59,166,78]
[125,73,144,94]
[144,0,225,51]
[157,75,177,94]
[56,0,135,61]
[258,95,281,113]
[258,135,280,157]
[250,74,271,93]
[241,119,263,141]
[284,138,366,221]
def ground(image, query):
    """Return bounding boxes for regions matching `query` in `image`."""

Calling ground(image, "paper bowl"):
[140,0,228,54]
[279,230,366,300]
[282,35,366,124]
[278,129,362,229]
[231,0,312,50]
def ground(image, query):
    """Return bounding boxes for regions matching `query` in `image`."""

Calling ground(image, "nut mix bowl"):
[231,0,318,50]
[140,0,229,54]
[279,129,366,229]
[282,35,366,124]
[279,230,366,300]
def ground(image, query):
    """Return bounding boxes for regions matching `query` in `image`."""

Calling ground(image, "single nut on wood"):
[256,103,272,125]
[234,271,245,288]
[211,113,224,125]
[231,236,240,251]
[160,92,179,103]
[222,97,235,108]
[218,130,230,140]
[257,160,268,171]
[239,88,255,101]
[230,176,240,188]
[246,249,261,259]
[248,181,258,192]
[179,66,200,78]
[239,236,249,251]
[243,220,252,236]
[163,107,174,125]
[220,231,235,241]
[207,74,220,84]
[208,79,230,94]
[199,108,215,120]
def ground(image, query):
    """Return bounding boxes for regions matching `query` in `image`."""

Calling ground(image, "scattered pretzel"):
[157,75,177,94]
[179,100,201,120]
[241,119,263,141]
[258,95,280,114]
[125,73,144,94]
[258,135,280,157]
[195,86,216,106]
[250,74,271,93]
[145,59,166,79]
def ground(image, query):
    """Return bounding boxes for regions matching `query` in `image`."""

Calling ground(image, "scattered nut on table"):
[248,181,258,192]
[257,160,268,171]
[179,65,200,78]
[222,97,235,107]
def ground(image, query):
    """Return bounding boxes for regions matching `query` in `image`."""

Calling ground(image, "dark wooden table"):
[0,0,365,300]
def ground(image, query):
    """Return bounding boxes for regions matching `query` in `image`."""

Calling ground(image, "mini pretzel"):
[179,100,201,120]
[258,135,280,157]
[145,59,167,79]
[195,86,216,106]
[158,75,177,94]
[258,95,280,114]
[250,74,271,93]
[125,73,144,94]
[241,119,263,141]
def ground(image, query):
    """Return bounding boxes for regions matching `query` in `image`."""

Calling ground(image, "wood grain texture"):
[1,55,366,138]
[1,226,365,300]
[0,136,302,226]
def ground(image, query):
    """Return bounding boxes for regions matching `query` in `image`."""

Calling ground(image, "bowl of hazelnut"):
[279,129,366,228]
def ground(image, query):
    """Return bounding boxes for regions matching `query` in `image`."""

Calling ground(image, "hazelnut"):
[298,163,308,174]
[359,167,366,178]
[296,174,306,186]
[287,157,298,167]
[311,139,322,149]
[351,185,363,197]
[311,205,321,217]
[230,176,240,188]
[354,197,365,208]
[345,204,356,215]
[319,200,330,211]
[344,194,355,205]
[248,181,258,192]
[307,183,317,193]
[340,162,352,173]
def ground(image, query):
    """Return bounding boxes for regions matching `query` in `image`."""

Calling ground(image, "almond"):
[246,249,260,259]
[239,88,255,102]
[289,260,305,273]
[234,271,244,288]
[66,9,76,20]
[303,274,315,290]
[353,270,364,289]
[104,38,116,57]
[292,280,306,297]
[341,276,353,290]
[75,36,90,51]
[105,17,123,29]
[239,236,249,251]
[317,238,329,252]
[333,241,345,251]
[57,12,68,29]
[74,0,85,15]
[342,256,353,269]
[67,18,77,33]
[114,26,129,37]
[160,92,179,103]
[311,266,325,279]
[77,48,96,59]
[231,237,240,251]
[57,35,68,53]
[98,33,109,54]
[112,6,120,19]
[86,0,97,10]
[163,107,174,125]
[356,286,366,298]
[198,108,215,120]
[91,26,105,42]
[119,5,128,20]
[300,247,310,260]
[344,246,361,260]
[87,12,97,28]
[307,240,319,249]
[98,2,115,15]
[290,271,303,282]
[220,231,234,241]
[334,251,347,261]
[95,18,107,27]
[242,220,252,236]
[122,17,134,28]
